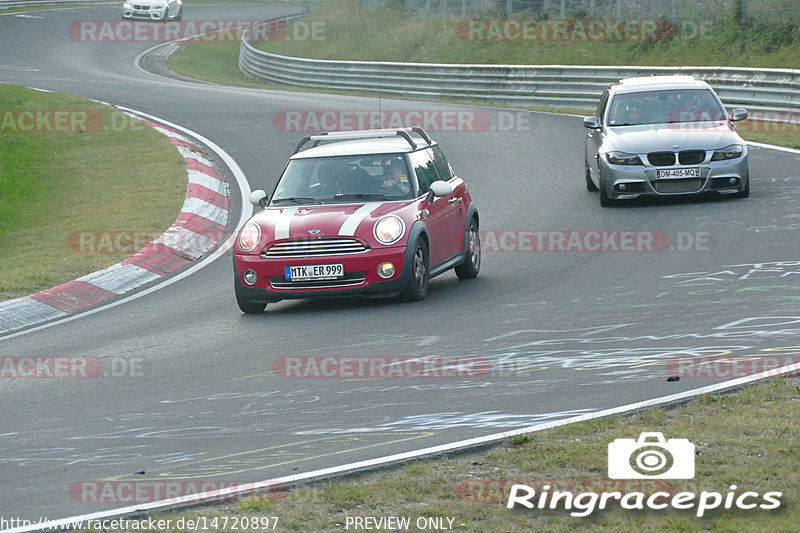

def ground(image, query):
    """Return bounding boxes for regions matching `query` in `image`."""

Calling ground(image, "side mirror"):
[730,108,748,122]
[583,116,601,129]
[249,189,268,208]
[427,180,453,202]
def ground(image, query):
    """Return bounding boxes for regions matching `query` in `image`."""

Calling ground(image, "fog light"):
[729,177,737,184]
[243,269,257,286]
[378,262,395,278]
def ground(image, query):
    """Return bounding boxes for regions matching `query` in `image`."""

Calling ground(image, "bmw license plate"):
[285,264,344,281]
[657,168,701,179]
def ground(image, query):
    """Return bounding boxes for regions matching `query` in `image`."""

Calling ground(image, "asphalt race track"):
[2,3,800,522]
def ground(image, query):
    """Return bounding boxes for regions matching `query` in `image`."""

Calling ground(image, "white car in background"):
[122,0,183,21]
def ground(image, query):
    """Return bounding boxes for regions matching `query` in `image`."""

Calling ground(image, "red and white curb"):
[0,113,230,335]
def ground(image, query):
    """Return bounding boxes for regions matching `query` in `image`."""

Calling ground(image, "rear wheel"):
[400,239,429,301]
[234,277,266,314]
[585,164,598,192]
[455,218,480,279]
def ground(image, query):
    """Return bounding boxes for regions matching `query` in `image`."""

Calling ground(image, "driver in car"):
[381,159,411,196]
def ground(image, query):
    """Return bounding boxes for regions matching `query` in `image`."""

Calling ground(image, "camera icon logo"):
[608,432,695,479]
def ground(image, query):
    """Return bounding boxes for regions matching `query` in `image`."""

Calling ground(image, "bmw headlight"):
[711,144,744,161]
[123,2,133,7]
[606,151,643,166]
[373,216,405,245]
[239,223,261,252]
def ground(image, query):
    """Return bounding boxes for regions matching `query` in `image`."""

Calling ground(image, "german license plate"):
[657,168,701,179]
[285,264,344,281]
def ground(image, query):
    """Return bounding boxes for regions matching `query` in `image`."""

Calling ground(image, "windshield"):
[270,154,414,205]
[607,88,726,127]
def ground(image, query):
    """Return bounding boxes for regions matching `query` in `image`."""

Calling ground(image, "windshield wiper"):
[271,197,320,205]
[331,193,388,201]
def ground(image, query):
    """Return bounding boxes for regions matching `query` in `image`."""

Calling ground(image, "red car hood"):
[250,202,409,242]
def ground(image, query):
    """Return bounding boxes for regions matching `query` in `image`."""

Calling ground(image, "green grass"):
[0,84,186,301]
[76,378,800,532]
[254,0,800,68]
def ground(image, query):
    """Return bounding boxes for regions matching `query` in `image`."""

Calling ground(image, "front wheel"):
[599,178,615,207]
[455,218,480,279]
[234,277,266,314]
[400,239,429,301]
[735,177,750,198]
[585,164,598,192]
[174,6,183,20]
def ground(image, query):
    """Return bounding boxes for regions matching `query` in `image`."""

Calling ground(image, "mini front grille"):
[653,178,703,194]
[679,150,706,165]
[647,152,676,166]
[264,238,369,258]
[270,273,367,289]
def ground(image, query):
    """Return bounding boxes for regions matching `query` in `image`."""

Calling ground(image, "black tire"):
[736,177,750,198]
[585,164,598,192]
[455,218,480,279]
[174,6,183,21]
[235,277,266,314]
[599,178,614,207]
[161,8,170,21]
[400,239,429,301]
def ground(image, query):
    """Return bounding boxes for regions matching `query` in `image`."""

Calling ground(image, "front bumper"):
[122,7,167,20]
[234,246,410,303]
[598,153,749,201]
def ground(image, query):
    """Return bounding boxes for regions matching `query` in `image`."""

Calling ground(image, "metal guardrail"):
[0,0,111,9]
[239,21,800,113]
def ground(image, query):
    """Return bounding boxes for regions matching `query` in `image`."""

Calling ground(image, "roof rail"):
[293,127,433,154]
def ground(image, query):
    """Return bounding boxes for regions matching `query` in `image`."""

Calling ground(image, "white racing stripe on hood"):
[275,207,298,240]
[339,203,383,236]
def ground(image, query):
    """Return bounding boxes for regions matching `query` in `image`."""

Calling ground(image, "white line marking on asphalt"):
[7,359,800,532]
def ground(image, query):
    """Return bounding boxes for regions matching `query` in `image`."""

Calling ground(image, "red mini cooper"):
[233,128,480,313]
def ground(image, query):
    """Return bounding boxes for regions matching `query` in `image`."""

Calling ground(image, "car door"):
[586,89,609,182]
[430,144,467,256]
[410,149,461,267]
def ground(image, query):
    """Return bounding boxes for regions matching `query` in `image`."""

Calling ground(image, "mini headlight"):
[711,144,744,161]
[239,223,261,252]
[606,151,643,166]
[374,216,405,245]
